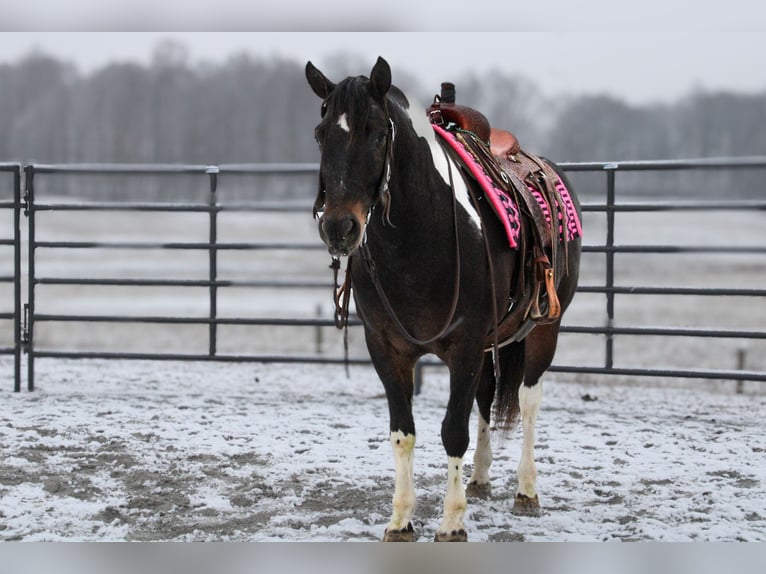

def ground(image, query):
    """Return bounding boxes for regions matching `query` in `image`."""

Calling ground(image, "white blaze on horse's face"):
[337,113,350,133]
[407,107,483,231]
[315,110,379,256]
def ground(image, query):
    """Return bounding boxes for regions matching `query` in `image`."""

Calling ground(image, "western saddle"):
[426,82,570,327]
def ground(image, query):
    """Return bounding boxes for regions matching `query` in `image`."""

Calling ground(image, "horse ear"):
[305,61,336,99]
[369,57,391,102]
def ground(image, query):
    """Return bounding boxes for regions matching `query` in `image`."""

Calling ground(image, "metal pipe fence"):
[0,164,21,391]
[6,157,766,391]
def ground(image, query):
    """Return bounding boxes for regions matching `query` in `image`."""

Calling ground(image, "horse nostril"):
[319,214,361,255]
[341,216,358,239]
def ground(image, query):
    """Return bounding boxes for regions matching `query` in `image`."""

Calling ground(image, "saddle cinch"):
[427,82,571,325]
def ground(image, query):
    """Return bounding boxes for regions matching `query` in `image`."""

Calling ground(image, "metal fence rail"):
[553,156,766,385]
[8,157,766,390]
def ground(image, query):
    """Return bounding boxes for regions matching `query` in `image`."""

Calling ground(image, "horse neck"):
[367,120,453,250]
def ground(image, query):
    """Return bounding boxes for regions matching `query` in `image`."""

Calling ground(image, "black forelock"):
[324,76,372,138]
[324,75,410,136]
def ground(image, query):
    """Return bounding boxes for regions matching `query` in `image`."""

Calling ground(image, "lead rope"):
[331,257,353,376]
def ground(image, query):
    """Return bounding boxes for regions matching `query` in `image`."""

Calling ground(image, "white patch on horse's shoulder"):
[433,147,482,231]
[407,105,434,143]
[405,104,482,231]
[337,113,350,133]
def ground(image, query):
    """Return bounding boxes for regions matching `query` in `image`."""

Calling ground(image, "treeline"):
[2,42,765,199]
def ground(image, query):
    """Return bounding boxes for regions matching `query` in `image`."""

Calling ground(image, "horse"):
[305,56,582,542]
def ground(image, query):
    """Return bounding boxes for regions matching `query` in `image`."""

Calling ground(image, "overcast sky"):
[1,1,765,106]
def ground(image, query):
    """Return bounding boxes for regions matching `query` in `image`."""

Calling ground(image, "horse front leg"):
[365,338,419,542]
[385,429,416,541]
[435,354,484,542]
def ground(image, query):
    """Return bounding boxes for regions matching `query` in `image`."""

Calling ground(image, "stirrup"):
[529,265,561,322]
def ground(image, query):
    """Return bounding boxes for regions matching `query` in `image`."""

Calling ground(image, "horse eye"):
[320,101,328,117]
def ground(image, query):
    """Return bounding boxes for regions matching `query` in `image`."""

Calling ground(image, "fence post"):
[13,165,21,392]
[315,303,323,355]
[736,348,746,394]
[604,167,616,369]
[24,165,35,391]
[207,166,219,358]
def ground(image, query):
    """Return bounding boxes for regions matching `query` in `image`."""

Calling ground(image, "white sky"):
[0,1,765,105]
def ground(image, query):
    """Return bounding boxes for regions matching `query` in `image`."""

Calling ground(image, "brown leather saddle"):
[427,82,569,325]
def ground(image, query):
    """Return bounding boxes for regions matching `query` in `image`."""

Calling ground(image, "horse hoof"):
[466,481,492,499]
[512,493,541,516]
[383,523,416,542]
[434,529,468,542]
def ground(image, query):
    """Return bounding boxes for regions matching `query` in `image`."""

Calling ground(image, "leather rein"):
[330,115,468,348]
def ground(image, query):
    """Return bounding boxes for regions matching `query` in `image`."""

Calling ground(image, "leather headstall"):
[312,116,396,228]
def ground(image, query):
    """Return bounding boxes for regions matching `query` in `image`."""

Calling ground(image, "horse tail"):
[492,339,526,431]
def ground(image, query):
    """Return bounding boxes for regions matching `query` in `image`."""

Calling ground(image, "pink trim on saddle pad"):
[433,124,521,248]
[529,180,583,242]
[433,124,582,248]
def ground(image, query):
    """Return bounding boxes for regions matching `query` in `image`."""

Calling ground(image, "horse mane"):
[387,85,410,111]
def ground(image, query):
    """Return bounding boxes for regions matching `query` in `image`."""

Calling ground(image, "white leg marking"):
[469,414,492,486]
[388,431,416,532]
[517,382,543,498]
[337,113,350,133]
[437,456,467,535]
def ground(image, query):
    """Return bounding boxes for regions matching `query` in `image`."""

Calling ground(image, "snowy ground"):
[1,357,764,542]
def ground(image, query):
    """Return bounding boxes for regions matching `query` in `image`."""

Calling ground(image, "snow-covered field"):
[1,192,765,542]
[1,358,764,542]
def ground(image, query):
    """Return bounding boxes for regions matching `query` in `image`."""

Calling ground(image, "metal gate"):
[8,158,766,390]
[0,164,21,391]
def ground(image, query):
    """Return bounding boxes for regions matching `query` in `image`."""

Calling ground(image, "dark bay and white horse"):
[306,57,582,541]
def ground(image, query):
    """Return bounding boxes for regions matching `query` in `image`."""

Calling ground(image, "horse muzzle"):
[318,212,364,257]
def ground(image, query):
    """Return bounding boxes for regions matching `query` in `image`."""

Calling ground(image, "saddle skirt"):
[432,123,582,250]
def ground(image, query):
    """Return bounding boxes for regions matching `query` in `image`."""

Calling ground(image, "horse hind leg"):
[466,355,495,499]
[513,322,562,516]
[513,379,543,516]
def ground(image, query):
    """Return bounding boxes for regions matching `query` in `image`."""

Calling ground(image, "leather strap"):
[357,143,464,346]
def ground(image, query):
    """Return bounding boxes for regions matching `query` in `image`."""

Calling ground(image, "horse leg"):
[513,322,561,516]
[466,355,495,499]
[434,352,484,542]
[366,340,419,542]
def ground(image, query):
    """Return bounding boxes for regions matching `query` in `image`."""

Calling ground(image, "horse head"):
[306,57,395,257]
